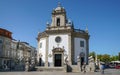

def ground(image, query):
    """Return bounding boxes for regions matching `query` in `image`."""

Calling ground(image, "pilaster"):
[37,38,40,65]
[86,38,89,65]
[68,33,72,65]
[77,57,81,72]
[45,36,49,67]
[71,33,74,64]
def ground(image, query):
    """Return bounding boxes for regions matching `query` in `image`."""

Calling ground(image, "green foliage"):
[89,52,119,63]
[101,54,110,63]
[97,54,102,61]
[89,51,96,60]
[118,52,120,61]
[110,55,119,61]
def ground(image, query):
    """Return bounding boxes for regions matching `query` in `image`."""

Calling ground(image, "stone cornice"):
[37,28,90,41]
[72,32,90,40]
[52,48,64,52]
[52,9,66,15]
[37,32,48,41]
[46,25,72,30]
[46,29,73,34]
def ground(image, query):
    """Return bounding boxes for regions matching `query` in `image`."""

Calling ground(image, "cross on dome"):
[55,2,65,11]
[58,2,61,7]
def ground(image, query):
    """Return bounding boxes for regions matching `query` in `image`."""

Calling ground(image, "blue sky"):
[0,0,120,55]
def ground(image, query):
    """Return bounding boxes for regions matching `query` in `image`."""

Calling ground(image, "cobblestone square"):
[0,69,120,75]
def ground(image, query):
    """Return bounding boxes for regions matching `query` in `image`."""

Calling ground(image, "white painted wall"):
[38,35,88,65]
[38,38,46,62]
[74,38,86,62]
[48,34,69,63]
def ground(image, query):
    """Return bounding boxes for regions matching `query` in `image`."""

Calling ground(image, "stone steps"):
[70,65,79,72]
[36,66,66,72]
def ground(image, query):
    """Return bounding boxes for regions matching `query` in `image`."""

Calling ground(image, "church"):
[37,3,90,70]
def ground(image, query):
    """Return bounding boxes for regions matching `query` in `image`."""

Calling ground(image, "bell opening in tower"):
[57,18,60,26]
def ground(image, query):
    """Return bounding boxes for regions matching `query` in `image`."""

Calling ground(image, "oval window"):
[55,36,61,43]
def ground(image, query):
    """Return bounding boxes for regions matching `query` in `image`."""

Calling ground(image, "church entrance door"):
[39,58,42,66]
[80,52,85,66]
[54,54,62,67]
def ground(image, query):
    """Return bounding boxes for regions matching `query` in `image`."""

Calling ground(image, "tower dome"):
[55,2,64,10]
[52,2,66,13]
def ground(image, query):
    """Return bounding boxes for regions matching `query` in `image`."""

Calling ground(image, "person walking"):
[100,63,105,74]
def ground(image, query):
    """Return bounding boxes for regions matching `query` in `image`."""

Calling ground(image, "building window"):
[40,43,42,48]
[0,40,2,44]
[57,18,60,26]
[8,50,10,57]
[80,41,84,47]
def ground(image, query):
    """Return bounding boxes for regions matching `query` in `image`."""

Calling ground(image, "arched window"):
[57,18,60,26]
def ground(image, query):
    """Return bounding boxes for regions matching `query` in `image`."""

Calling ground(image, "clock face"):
[55,36,61,43]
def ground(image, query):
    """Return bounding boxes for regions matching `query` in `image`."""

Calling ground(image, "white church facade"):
[37,3,90,68]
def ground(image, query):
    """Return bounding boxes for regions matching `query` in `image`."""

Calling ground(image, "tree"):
[118,52,120,61]
[101,54,110,63]
[110,55,119,61]
[89,51,96,60]
[97,54,102,61]
[89,51,119,63]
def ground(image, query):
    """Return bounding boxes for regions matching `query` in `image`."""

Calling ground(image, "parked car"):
[109,64,115,69]
[115,65,120,69]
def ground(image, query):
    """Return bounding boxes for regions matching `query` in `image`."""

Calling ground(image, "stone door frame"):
[52,48,64,67]
[79,52,85,65]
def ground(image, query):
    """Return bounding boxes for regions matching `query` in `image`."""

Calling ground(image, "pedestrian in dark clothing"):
[100,63,104,74]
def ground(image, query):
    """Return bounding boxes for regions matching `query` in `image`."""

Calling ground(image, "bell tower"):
[46,2,73,30]
[51,3,67,27]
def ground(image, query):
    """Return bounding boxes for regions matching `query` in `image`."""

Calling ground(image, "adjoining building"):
[0,28,12,70]
[0,28,37,71]
[37,3,90,71]
[11,40,37,71]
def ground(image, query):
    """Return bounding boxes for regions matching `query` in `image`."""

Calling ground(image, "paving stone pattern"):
[0,69,120,75]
